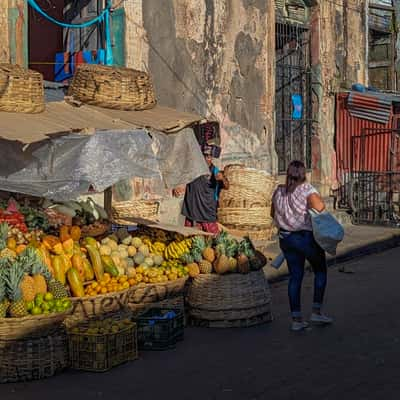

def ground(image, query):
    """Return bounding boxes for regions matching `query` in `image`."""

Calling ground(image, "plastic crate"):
[136,308,184,351]
[68,314,138,372]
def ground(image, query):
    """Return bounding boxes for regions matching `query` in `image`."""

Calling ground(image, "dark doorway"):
[28,0,65,81]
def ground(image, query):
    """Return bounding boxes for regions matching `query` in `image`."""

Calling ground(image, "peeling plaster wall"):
[0,4,10,63]
[310,0,367,196]
[123,0,276,173]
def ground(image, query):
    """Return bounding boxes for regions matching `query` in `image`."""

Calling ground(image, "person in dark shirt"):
[181,146,229,234]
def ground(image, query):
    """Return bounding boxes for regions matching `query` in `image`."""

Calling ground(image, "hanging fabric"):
[27,0,113,66]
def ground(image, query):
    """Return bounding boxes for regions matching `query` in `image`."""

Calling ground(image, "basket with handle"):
[68,64,156,111]
[0,64,45,114]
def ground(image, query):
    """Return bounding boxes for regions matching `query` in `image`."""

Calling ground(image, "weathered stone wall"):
[310,0,367,196]
[0,3,10,63]
[122,0,277,173]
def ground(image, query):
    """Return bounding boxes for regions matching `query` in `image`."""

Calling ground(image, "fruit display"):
[185,231,267,276]
[0,243,71,318]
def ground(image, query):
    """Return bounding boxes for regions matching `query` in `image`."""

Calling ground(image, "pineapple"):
[202,247,215,263]
[191,236,206,263]
[0,263,10,317]
[33,253,68,300]
[0,223,16,259]
[31,260,48,295]
[20,275,36,302]
[5,263,28,317]
[198,259,213,274]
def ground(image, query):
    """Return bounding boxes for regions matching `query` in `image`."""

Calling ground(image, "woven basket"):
[0,308,72,341]
[112,200,160,224]
[0,64,45,114]
[218,207,272,228]
[81,222,111,238]
[187,270,272,325]
[223,165,278,195]
[0,328,68,383]
[66,289,130,328]
[126,277,188,306]
[68,64,156,111]
[219,186,270,208]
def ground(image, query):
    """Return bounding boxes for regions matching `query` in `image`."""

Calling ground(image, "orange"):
[100,287,108,294]
[103,273,111,283]
[128,278,136,286]
[7,237,17,250]
[118,275,128,283]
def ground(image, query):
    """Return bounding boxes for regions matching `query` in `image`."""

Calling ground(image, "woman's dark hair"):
[285,160,306,193]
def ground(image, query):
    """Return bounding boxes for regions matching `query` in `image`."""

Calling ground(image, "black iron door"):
[275,22,312,173]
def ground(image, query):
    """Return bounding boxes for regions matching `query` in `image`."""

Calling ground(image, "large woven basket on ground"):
[68,64,156,111]
[0,64,45,113]
[187,270,272,328]
[0,308,72,341]
[0,328,67,383]
[112,200,160,225]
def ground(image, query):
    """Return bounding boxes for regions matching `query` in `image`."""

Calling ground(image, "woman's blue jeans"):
[279,230,327,318]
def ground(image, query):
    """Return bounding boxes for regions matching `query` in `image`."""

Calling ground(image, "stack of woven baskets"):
[0,64,45,114]
[68,64,156,111]
[218,165,278,241]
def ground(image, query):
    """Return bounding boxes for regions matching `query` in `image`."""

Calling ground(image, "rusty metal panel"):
[347,92,392,124]
[335,92,394,207]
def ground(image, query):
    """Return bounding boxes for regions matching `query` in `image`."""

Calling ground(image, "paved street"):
[1,247,400,400]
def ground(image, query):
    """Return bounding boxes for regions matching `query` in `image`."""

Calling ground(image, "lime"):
[55,306,64,313]
[43,310,50,314]
[44,292,54,302]
[41,302,50,312]
[34,293,44,306]
[62,299,72,309]
[55,299,63,308]
[25,301,34,312]
[47,300,55,310]
[31,306,42,315]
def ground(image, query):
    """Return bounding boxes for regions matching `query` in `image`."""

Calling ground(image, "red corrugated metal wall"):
[335,92,394,180]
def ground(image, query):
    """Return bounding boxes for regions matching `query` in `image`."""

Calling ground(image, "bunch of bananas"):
[149,241,166,256]
[164,239,192,260]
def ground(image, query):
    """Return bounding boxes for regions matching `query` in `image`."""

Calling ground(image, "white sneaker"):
[291,320,310,331]
[310,313,333,325]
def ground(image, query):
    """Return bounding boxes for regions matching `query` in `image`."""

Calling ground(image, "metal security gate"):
[275,22,312,173]
[350,128,400,226]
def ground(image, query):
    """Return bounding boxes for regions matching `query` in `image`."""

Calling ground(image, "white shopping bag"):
[308,209,345,255]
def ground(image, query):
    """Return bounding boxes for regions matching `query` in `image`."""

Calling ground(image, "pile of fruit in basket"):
[184,231,267,276]
[0,237,71,318]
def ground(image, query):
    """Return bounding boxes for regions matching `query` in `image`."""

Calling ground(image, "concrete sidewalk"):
[256,224,400,281]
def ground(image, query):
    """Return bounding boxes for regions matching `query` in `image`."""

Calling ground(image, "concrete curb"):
[265,231,400,283]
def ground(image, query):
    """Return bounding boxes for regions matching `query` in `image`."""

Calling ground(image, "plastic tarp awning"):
[0,127,209,201]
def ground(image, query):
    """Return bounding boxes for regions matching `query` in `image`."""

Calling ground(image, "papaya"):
[59,225,71,243]
[62,238,74,258]
[51,255,66,285]
[85,244,104,281]
[61,253,72,273]
[71,254,85,280]
[37,244,53,274]
[67,267,85,297]
[52,242,64,255]
[83,237,98,247]
[15,244,27,255]
[101,255,119,277]
[82,257,95,281]
[70,225,81,242]
[42,235,60,251]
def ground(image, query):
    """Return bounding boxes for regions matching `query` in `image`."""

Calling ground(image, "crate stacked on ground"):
[68,312,138,372]
[136,308,184,350]
[218,165,278,241]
